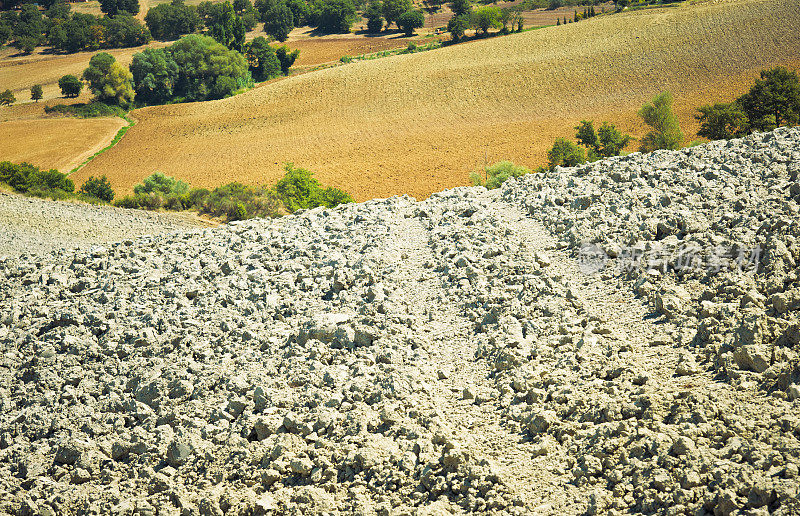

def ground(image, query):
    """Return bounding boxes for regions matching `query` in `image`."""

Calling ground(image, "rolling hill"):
[73,0,800,201]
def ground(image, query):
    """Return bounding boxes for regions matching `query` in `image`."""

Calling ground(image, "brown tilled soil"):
[0,117,126,173]
[67,0,800,201]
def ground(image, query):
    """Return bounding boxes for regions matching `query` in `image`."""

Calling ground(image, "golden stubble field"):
[71,0,800,201]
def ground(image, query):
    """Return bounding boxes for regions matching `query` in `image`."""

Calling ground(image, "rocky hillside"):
[1,128,799,515]
[0,192,210,257]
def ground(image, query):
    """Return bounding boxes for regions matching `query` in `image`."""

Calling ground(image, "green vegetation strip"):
[68,115,134,176]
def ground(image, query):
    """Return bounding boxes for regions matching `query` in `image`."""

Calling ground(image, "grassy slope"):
[73,0,800,201]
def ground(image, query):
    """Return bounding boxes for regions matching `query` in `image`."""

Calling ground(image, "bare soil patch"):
[0,117,126,173]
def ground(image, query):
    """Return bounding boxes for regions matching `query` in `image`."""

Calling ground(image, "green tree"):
[397,9,423,36]
[145,0,201,40]
[547,137,586,169]
[48,13,102,53]
[202,1,246,52]
[474,6,500,35]
[169,34,251,101]
[130,47,180,104]
[246,36,282,80]
[696,102,749,140]
[80,175,115,201]
[447,14,469,42]
[99,0,140,16]
[263,1,294,41]
[82,52,135,106]
[638,91,682,152]
[574,120,598,156]
[575,120,631,158]
[0,89,15,106]
[47,2,72,21]
[364,1,384,32]
[0,21,11,47]
[101,14,153,48]
[449,0,471,16]
[58,75,83,97]
[275,45,299,75]
[30,84,43,102]
[737,67,800,131]
[382,0,411,28]
[12,4,47,54]
[597,122,631,157]
[286,0,311,26]
[315,0,357,33]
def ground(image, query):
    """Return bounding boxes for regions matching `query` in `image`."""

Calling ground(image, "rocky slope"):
[1,128,799,515]
[0,192,211,258]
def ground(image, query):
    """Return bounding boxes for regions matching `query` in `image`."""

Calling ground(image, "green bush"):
[133,172,189,196]
[200,182,282,220]
[470,161,530,189]
[275,163,353,212]
[638,91,683,152]
[0,161,75,196]
[0,89,15,106]
[695,102,749,140]
[547,138,586,169]
[79,175,115,201]
[113,195,142,208]
[44,101,127,118]
[574,120,631,159]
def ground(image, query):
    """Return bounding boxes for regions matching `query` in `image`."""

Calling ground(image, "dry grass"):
[70,0,800,201]
[0,117,126,172]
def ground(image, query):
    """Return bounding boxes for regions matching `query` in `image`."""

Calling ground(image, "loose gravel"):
[1,128,799,515]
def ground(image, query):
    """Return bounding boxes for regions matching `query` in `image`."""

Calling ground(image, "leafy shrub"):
[547,138,586,169]
[470,161,530,189]
[696,102,749,140]
[574,120,631,159]
[246,37,281,81]
[638,91,682,152]
[0,89,15,106]
[113,195,142,208]
[264,1,294,42]
[0,161,75,195]
[30,84,43,102]
[365,1,384,32]
[275,163,353,212]
[79,175,115,201]
[82,52,135,107]
[275,45,300,75]
[447,14,470,42]
[315,0,357,33]
[44,102,127,118]
[133,172,189,196]
[474,6,501,34]
[199,182,282,219]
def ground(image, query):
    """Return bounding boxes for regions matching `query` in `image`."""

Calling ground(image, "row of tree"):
[143,0,364,44]
[696,67,800,140]
[547,67,800,170]
[447,2,524,42]
[0,3,151,54]
[79,33,298,107]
